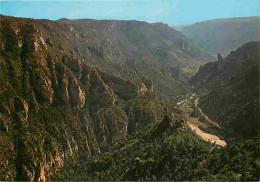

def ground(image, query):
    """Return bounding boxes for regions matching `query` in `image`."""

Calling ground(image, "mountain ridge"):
[0,15,184,181]
[0,14,259,181]
[57,17,214,102]
[181,16,259,56]
[190,41,259,139]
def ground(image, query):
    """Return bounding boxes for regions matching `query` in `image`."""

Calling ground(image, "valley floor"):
[194,98,221,128]
[187,122,226,146]
[175,94,226,146]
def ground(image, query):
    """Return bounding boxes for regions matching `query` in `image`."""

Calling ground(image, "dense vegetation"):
[0,15,259,182]
[0,15,180,181]
[182,16,259,55]
[58,18,214,102]
[52,118,260,181]
[190,42,259,139]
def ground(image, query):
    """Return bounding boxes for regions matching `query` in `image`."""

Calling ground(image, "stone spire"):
[217,53,224,62]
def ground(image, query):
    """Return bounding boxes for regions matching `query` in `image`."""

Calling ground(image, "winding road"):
[176,94,226,147]
[194,98,221,128]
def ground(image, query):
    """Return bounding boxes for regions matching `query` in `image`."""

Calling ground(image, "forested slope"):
[190,42,259,138]
[0,15,180,181]
[58,18,214,102]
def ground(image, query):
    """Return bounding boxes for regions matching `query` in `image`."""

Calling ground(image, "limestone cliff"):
[0,15,176,181]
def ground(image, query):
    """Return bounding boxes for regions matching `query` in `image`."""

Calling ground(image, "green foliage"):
[52,121,260,181]
[199,115,206,122]
[58,18,213,101]
[125,93,166,134]
[0,27,20,54]
[206,136,260,181]
[194,42,259,139]
[1,15,259,182]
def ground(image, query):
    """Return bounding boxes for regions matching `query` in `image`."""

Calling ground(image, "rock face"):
[189,42,259,88]
[14,97,29,119]
[217,53,223,62]
[0,15,174,181]
[68,77,85,108]
[190,42,259,138]
[34,73,54,104]
[57,18,214,101]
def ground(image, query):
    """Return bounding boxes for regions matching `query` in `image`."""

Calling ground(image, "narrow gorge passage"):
[187,122,226,146]
[176,95,226,146]
[194,98,221,128]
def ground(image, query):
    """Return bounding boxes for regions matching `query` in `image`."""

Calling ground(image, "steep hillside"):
[58,18,214,102]
[182,17,260,55]
[190,42,259,138]
[0,15,259,182]
[52,116,260,181]
[190,41,259,87]
[0,15,181,181]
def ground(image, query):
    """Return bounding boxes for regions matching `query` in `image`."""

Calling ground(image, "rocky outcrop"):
[68,77,85,108]
[56,64,70,104]
[87,46,104,57]
[0,15,179,181]
[57,17,214,101]
[14,97,29,119]
[45,38,53,47]
[27,38,39,52]
[190,42,259,88]
[150,109,182,138]
[34,73,54,104]
[138,83,148,95]
[21,25,48,53]
[94,107,128,147]
[191,42,259,138]
[217,53,223,62]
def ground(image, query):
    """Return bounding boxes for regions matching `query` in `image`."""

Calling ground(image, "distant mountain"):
[181,17,260,55]
[58,18,214,102]
[171,24,191,31]
[190,42,259,138]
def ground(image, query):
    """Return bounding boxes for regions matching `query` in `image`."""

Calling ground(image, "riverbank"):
[176,94,226,146]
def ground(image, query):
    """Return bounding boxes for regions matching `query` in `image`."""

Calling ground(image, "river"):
[176,95,226,147]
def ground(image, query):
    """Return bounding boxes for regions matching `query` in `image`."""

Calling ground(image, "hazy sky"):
[0,0,259,25]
